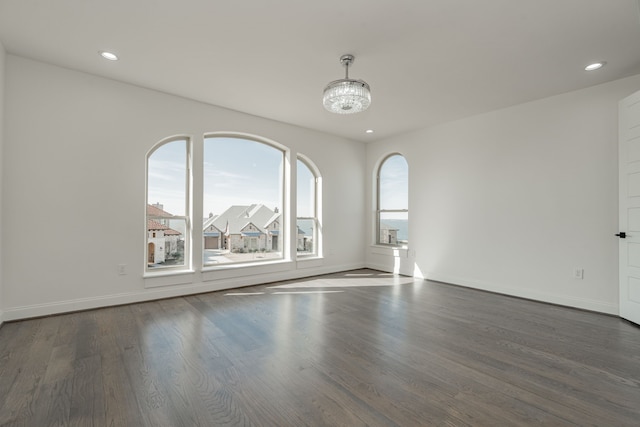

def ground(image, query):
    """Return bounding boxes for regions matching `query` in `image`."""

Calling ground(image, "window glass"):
[203,137,284,265]
[297,158,319,256]
[377,154,408,246]
[147,139,189,270]
[379,155,408,211]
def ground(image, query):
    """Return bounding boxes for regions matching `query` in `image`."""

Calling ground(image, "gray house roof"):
[203,204,280,235]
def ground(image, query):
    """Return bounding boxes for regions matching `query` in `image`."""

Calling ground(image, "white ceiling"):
[1,0,640,142]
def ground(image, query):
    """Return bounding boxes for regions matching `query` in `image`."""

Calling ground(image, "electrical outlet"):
[573,268,584,279]
[118,264,127,275]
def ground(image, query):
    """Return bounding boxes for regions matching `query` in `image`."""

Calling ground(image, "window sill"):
[296,256,324,269]
[201,259,293,282]
[144,269,196,288]
[370,245,409,257]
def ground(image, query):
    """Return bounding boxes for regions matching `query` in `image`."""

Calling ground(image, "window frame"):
[202,133,288,268]
[145,136,192,274]
[376,153,409,247]
[296,155,322,258]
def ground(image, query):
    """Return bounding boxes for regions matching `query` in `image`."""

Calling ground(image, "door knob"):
[616,232,627,238]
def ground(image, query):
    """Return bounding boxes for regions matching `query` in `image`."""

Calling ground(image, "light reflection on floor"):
[223,270,418,297]
[268,278,415,289]
[272,290,344,295]
[224,292,265,296]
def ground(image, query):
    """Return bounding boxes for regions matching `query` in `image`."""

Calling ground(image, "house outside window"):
[146,138,190,271]
[376,154,408,246]
[146,133,322,274]
[297,157,321,257]
[202,136,285,266]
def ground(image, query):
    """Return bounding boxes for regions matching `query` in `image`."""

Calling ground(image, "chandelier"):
[323,54,371,114]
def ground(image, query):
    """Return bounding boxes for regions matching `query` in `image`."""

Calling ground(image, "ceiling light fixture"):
[323,54,371,114]
[585,62,605,71]
[366,129,374,134]
[99,51,119,61]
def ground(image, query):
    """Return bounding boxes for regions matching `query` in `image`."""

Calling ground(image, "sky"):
[147,138,410,243]
[147,138,408,221]
[147,137,314,218]
[297,159,315,218]
[379,154,409,213]
[204,137,282,216]
[147,139,187,216]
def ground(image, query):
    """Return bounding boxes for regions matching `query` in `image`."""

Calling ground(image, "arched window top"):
[204,132,288,153]
[147,137,189,216]
[297,156,320,217]
[203,136,284,217]
[378,154,408,210]
[297,153,321,176]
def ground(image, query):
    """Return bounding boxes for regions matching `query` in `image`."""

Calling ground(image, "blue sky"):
[147,139,187,216]
[379,154,409,212]
[204,137,283,216]
[297,159,315,217]
[148,138,408,221]
[148,137,316,218]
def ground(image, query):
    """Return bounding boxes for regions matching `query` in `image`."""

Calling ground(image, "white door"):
[619,90,640,325]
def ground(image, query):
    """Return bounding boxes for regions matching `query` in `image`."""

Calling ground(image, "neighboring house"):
[297,226,311,252]
[147,203,182,264]
[379,222,399,245]
[203,204,302,253]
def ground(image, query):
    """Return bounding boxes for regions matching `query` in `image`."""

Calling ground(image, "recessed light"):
[99,51,119,61]
[585,62,605,71]
[365,129,374,134]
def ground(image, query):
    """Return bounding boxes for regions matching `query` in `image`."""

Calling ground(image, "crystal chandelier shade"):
[323,54,371,114]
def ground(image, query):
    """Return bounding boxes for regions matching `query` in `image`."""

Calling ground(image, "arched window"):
[202,136,285,266]
[146,138,190,271]
[376,154,408,246]
[297,156,321,257]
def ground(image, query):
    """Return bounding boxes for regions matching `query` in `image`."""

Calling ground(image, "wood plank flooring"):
[1,269,640,426]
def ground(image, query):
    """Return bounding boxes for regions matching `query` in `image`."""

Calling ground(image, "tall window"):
[376,154,408,246]
[146,138,190,271]
[203,136,284,266]
[297,157,320,257]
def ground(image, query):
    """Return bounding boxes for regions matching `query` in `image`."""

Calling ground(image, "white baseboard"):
[365,261,394,273]
[426,273,619,315]
[365,261,417,277]
[1,262,366,322]
[2,265,618,321]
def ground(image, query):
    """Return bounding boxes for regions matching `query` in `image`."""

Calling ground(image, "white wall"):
[0,42,5,326]
[2,55,366,320]
[5,53,638,321]
[367,74,640,314]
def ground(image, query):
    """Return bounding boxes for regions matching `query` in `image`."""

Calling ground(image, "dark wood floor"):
[1,269,640,426]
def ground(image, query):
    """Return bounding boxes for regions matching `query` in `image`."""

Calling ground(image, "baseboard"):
[2,265,618,321]
[1,262,366,322]
[426,273,619,315]
[364,261,393,273]
[364,261,419,277]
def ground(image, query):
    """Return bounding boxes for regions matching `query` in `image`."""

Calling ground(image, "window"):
[145,133,322,274]
[203,136,284,266]
[297,157,321,257]
[146,138,190,271]
[376,154,408,246]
